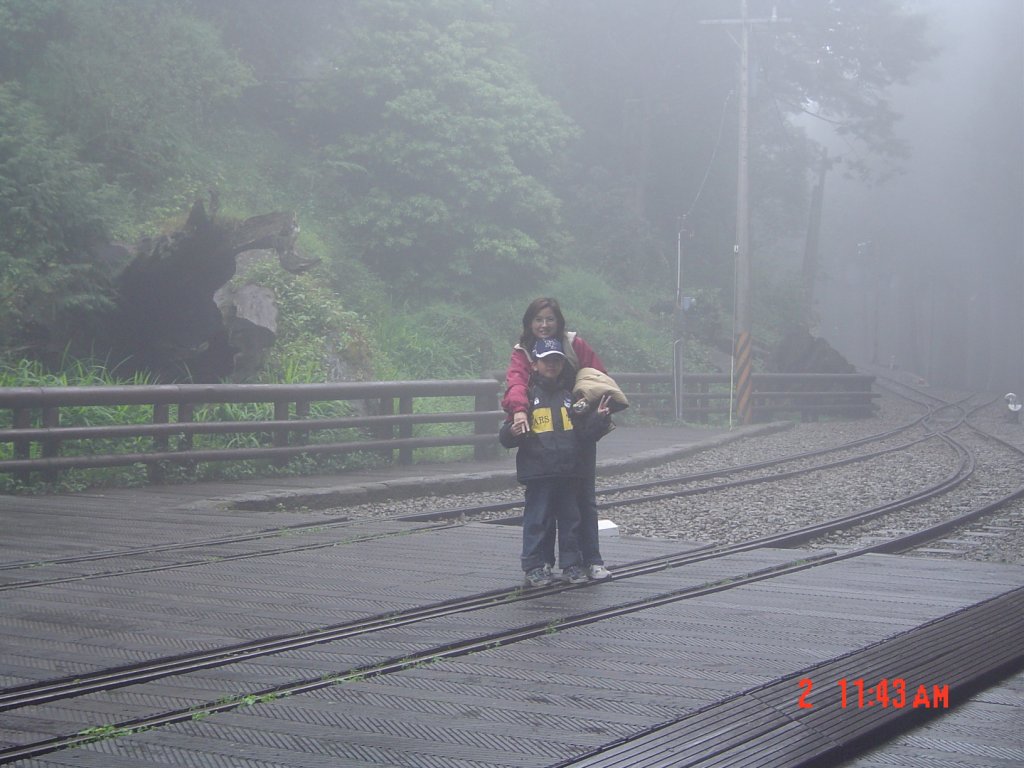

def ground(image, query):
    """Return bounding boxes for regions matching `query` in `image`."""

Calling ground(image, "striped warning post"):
[734,331,753,425]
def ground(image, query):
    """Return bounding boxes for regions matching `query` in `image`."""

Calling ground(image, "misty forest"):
[0,0,1021,392]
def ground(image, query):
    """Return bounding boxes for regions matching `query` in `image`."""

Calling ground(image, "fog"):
[813,0,1023,391]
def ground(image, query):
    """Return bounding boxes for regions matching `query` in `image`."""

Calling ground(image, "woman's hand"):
[512,411,530,435]
[597,394,612,416]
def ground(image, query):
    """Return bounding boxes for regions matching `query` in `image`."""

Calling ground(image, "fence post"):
[273,400,289,467]
[673,340,685,421]
[13,407,31,485]
[398,396,413,465]
[176,403,196,477]
[149,403,169,484]
[41,407,59,484]
[375,396,395,464]
[294,399,310,446]
[177,403,194,452]
[474,390,497,461]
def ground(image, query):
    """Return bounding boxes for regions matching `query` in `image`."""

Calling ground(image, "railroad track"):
[807,380,1024,558]
[0,384,956,590]
[3,383,1022,764]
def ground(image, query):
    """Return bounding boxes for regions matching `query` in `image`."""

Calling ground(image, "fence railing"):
[0,373,875,485]
[617,372,878,423]
[0,380,502,484]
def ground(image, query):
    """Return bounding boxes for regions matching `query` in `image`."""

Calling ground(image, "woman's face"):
[530,307,558,339]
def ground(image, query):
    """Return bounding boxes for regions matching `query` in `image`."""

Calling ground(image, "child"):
[500,338,612,587]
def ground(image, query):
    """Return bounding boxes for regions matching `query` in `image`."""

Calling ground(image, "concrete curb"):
[228,421,794,511]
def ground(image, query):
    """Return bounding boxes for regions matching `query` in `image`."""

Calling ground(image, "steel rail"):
[3,487,1014,765]
[0,408,943,591]
[0,403,974,711]
[0,521,457,591]
[870,398,1024,555]
[0,550,832,764]
[0,393,928,578]
[594,432,947,510]
[1,388,1016,763]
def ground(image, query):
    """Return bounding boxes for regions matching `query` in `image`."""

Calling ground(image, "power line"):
[681,89,734,222]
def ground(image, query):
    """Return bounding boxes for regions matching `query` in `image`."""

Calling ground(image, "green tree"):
[25,0,252,194]
[0,0,63,79]
[517,0,934,299]
[296,0,577,296]
[759,0,935,177]
[0,83,123,355]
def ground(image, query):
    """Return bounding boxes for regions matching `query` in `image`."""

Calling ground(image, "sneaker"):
[587,564,612,580]
[562,564,588,584]
[544,563,563,582]
[523,567,555,588]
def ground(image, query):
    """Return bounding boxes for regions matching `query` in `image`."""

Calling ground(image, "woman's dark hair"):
[519,297,566,349]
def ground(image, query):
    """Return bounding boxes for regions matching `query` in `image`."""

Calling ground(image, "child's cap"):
[532,338,566,359]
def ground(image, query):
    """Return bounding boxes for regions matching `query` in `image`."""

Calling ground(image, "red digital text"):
[797,677,950,710]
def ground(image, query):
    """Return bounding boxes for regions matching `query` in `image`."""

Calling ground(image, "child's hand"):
[512,411,530,435]
[597,394,612,415]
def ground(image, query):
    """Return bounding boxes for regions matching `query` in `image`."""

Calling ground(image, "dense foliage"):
[0,0,933,381]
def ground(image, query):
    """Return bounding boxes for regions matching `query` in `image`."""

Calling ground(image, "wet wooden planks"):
[6,555,1021,768]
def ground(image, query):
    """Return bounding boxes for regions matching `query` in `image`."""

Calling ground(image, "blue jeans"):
[543,442,603,567]
[521,478,582,571]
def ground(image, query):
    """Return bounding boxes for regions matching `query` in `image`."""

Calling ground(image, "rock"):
[215,283,278,382]
[768,328,855,374]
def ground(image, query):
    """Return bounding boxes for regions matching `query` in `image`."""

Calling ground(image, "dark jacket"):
[499,376,611,484]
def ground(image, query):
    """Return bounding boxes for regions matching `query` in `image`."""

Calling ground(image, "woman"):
[502,297,612,580]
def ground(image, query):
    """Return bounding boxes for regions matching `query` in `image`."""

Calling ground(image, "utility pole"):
[702,2,788,425]
[674,217,692,421]
[801,147,829,332]
[734,1,752,425]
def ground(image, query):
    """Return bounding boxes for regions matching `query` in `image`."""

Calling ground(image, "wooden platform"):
[838,667,1024,767]
[2,522,1022,767]
[1,422,1023,767]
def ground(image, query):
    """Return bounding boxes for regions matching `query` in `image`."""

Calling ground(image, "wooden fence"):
[0,373,875,484]
[619,372,879,422]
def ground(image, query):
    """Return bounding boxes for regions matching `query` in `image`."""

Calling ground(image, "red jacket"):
[501,332,606,417]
